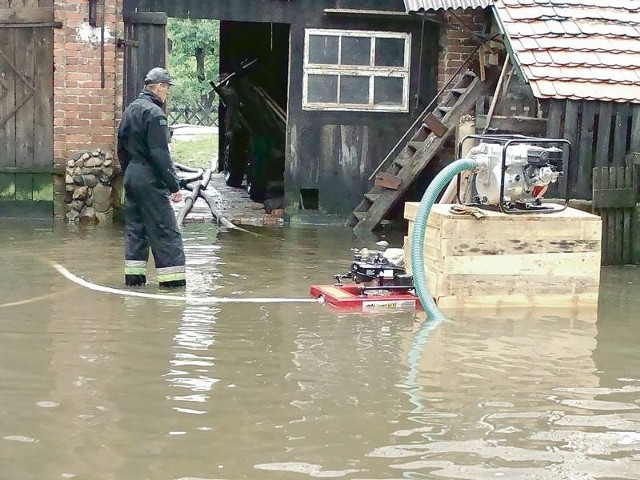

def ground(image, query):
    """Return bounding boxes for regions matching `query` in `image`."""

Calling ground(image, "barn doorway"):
[124,13,290,209]
[216,20,289,205]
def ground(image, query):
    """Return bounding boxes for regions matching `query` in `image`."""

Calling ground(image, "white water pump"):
[468,141,564,208]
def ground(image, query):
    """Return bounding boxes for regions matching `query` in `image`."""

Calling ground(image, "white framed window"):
[303,28,411,112]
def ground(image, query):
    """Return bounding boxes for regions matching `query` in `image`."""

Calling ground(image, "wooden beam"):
[475,115,547,136]
[0,22,61,28]
[630,105,640,154]
[593,188,636,209]
[546,99,564,138]
[612,102,630,167]
[0,7,53,24]
[595,102,613,168]
[577,101,597,199]
[563,100,580,195]
[0,166,63,174]
[323,9,437,22]
[123,12,168,25]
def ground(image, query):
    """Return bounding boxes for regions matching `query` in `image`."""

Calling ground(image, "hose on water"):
[410,158,479,322]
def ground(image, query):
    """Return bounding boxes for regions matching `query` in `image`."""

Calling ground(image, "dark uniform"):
[117,70,186,288]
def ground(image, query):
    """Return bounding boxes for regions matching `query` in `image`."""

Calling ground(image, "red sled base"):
[310,284,421,311]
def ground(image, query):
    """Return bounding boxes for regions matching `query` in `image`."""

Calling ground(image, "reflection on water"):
[0,220,639,478]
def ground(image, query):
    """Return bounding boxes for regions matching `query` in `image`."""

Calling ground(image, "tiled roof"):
[493,0,640,103]
[404,0,492,12]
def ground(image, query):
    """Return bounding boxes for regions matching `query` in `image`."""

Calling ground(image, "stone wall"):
[64,150,119,224]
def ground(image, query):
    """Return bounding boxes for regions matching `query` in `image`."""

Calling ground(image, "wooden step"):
[407,141,423,151]
[352,210,366,221]
[422,112,447,138]
[364,193,380,203]
[374,171,402,190]
[393,156,413,168]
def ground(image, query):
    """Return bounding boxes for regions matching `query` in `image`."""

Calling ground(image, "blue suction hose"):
[410,158,480,321]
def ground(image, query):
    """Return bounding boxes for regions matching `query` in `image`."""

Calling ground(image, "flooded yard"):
[1,219,639,479]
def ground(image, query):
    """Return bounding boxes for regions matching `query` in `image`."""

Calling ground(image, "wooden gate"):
[123,12,167,108]
[593,166,640,265]
[0,2,57,218]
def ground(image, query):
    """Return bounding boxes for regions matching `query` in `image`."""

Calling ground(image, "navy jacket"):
[117,89,180,193]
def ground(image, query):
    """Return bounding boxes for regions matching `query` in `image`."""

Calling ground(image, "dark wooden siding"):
[545,99,640,265]
[545,99,640,201]
[123,12,168,108]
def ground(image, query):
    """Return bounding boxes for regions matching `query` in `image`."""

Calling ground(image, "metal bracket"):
[116,38,139,48]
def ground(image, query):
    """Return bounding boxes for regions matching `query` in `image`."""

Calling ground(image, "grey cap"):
[144,67,177,85]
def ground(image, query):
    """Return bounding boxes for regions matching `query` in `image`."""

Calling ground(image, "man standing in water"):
[117,67,186,288]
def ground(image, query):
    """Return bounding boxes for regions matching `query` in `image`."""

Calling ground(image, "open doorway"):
[217,21,290,206]
[166,18,221,174]
[167,19,290,210]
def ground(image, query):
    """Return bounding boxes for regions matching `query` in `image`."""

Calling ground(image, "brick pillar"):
[437,8,486,92]
[53,0,124,219]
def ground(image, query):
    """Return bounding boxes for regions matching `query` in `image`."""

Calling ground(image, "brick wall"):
[53,0,124,167]
[53,0,124,218]
[437,8,486,92]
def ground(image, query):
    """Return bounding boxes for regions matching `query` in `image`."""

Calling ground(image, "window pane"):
[374,77,403,105]
[308,74,338,103]
[375,37,405,67]
[341,36,371,66]
[340,76,369,104]
[308,35,339,64]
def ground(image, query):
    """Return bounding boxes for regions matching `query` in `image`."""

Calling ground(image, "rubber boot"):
[159,279,186,288]
[125,274,146,287]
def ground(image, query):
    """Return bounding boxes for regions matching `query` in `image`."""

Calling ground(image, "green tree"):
[167,18,220,110]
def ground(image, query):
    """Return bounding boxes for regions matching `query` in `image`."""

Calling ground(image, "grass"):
[170,133,219,171]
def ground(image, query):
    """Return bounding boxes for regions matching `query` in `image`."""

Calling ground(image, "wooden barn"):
[122,0,495,225]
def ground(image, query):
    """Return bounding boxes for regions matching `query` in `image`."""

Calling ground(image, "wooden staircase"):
[347,70,492,233]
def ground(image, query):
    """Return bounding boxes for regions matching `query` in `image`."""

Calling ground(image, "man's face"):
[157,83,171,103]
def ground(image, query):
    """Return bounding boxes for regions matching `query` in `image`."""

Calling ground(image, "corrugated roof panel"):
[494,0,640,103]
[403,0,492,13]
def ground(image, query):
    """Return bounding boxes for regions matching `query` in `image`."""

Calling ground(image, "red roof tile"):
[494,0,640,103]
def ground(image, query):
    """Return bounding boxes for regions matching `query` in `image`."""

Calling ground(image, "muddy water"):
[0,219,639,479]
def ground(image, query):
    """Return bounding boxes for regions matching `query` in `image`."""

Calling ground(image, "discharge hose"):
[410,158,480,321]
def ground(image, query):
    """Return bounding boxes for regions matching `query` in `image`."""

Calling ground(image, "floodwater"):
[1,219,639,480]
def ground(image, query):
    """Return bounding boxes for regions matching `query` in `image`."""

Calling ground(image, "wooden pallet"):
[347,70,492,233]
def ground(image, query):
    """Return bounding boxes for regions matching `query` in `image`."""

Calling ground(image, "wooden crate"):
[404,203,602,310]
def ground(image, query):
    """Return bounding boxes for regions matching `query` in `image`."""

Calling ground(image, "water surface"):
[0,220,639,479]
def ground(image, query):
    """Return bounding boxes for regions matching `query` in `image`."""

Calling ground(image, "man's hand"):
[170,191,183,203]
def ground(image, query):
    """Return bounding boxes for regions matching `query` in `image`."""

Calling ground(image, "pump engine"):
[466,140,564,210]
